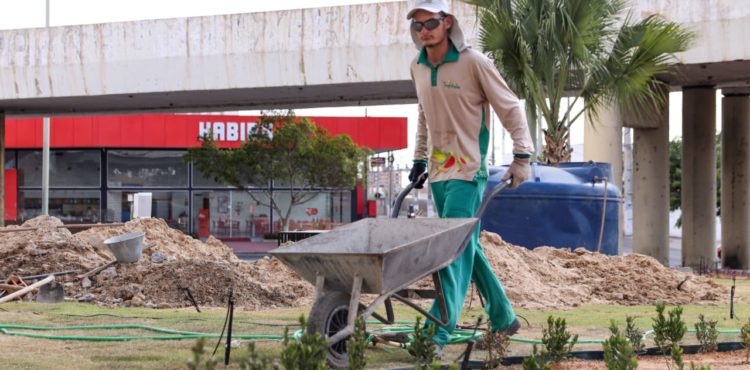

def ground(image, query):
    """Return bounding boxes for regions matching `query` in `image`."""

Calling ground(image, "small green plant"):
[625,316,645,354]
[541,315,578,362]
[347,315,367,370]
[410,317,438,370]
[522,345,551,370]
[740,318,750,363]
[483,324,511,367]
[186,337,217,370]
[652,302,687,355]
[280,316,328,370]
[694,314,718,353]
[239,342,276,370]
[670,344,685,370]
[603,320,638,370]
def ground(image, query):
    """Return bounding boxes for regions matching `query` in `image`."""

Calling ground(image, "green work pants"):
[425,178,516,347]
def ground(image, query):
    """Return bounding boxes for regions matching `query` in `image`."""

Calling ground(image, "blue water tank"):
[481,161,621,255]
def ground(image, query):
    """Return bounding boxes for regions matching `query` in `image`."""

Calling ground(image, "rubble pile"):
[0,216,312,309]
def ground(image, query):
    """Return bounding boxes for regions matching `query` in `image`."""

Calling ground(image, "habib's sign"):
[3,114,406,151]
[198,121,273,142]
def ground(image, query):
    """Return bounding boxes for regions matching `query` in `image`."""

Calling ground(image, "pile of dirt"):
[0,216,727,310]
[479,232,727,308]
[0,216,312,309]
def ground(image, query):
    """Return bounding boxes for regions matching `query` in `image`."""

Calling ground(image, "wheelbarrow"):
[270,177,510,368]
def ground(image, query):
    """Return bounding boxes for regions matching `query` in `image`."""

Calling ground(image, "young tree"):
[464,0,693,164]
[185,110,369,231]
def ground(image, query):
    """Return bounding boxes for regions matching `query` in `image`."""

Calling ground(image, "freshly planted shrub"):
[280,316,328,370]
[522,345,551,370]
[347,315,367,370]
[625,316,645,354]
[186,337,217,370]
[541,316,578,362]
[741,318,750,363]
[603,320,638,370]
[694,314,718,353]
[652,302,687,355]
[410,317,438,370]
[483,325,511,367]
[239,342,275,370]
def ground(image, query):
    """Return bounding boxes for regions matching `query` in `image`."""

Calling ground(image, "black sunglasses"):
[411,16,445,32]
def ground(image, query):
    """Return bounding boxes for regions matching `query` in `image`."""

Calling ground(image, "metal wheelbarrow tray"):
[270,179,508,368]
[272,217,477,295]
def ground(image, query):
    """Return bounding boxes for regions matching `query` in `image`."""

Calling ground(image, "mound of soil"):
[0,217,726,310]
[479,232,727,308]
[0,216,312,309]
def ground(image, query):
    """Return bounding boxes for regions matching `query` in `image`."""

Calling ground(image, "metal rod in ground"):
[183,287,201,313]
[731,274,736,319]
[224,287,235,366]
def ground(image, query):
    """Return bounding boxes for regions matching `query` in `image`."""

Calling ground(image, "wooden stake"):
[0,275,54,304]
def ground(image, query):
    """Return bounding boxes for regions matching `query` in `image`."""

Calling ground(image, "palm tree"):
[463,0,693,164]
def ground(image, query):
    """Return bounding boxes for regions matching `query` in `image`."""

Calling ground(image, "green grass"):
[0,276,746,369]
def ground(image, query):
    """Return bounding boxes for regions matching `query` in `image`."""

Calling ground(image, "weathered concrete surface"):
[681,87,717,268]
[0,0,749,115]
[721,93,750,269]
[632,104,670,265]
[584,105,624,253]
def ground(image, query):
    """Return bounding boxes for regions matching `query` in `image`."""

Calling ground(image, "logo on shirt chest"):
[442,80,461,89]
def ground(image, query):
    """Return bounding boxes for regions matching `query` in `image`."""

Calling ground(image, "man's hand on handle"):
[501,157,530,189]
[408,161,428,189]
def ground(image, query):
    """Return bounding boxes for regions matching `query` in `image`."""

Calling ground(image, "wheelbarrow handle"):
[475,178,511,219]
[391,174,510,219]
[391,172,428,219]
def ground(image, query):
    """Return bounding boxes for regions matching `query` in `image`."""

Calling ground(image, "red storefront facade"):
[4,114,407,240]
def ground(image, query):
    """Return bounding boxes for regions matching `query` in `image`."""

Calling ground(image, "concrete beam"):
[632,104,670,265]
[721,92,750,269]
[681,87,717,269]
[0,0,748,115]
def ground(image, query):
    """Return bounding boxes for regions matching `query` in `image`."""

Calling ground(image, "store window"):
[191,166,234,188]
[105,190,189,232]
[331,190,353,224]
[192,190,271,240]
[5,150,16,169]
[273,191,334,231]
[18,150,100,187]
[107,150,188,188]
[18,189,101,223]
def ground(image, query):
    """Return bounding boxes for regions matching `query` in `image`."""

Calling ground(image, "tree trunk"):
[542,128,572,164]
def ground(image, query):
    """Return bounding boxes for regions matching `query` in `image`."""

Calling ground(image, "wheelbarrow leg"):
[315,273,325,301]
[328,274,363,344]
[390,272,450,327]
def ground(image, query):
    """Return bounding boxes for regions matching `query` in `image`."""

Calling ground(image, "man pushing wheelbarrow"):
[405,0,534,357]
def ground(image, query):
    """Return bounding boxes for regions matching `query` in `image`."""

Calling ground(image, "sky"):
[0,0,720,168]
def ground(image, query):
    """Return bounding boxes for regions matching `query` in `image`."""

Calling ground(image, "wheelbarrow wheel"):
[307,291,359,369]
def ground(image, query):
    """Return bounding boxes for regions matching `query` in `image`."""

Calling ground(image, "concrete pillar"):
[681,87,717,269]
[584,105,623,254]
[633,105,670,265]
[721,92,750,269]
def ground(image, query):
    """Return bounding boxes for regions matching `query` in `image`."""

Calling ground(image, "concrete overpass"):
[1,0,749,268]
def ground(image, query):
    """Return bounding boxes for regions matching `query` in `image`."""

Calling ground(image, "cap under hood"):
[406,0,469,52]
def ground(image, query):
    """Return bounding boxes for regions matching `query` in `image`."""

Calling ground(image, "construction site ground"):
[1,216,748,368]
[1,285,750,369]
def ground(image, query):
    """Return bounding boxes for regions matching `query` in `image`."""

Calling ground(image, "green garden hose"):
[0,322,744,345]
